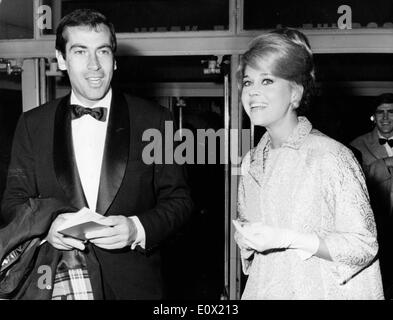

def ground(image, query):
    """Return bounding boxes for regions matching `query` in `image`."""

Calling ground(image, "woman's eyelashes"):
[261,78,273,85]
[242,79,252,87]
[242,77,274,88]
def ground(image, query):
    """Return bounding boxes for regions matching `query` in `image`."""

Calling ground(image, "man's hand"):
[85,215,137,250]
[46,213,86,251]
[384,156,393,168]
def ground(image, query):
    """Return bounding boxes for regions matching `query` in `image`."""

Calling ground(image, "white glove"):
[236,222,320,260]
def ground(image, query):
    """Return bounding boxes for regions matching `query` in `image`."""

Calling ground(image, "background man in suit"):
[1,9,193,299]
[350,93,393,299]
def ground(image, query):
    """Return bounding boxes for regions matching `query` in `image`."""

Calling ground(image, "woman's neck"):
[266,114,299,149]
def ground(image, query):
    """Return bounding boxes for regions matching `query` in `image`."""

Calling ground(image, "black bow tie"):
[379,138,393,147]
[70,104,108,122]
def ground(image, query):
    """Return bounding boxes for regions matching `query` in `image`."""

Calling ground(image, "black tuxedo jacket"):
[1,91,193,299]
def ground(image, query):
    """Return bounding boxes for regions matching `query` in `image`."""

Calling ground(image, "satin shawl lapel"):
[96,92,130,215]
[53,95,88,209]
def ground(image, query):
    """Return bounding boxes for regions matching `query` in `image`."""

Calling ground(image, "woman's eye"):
[242,80,251,87]
[262,78,273,85]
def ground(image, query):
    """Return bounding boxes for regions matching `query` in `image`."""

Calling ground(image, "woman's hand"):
[239,222,320,260]
[234,230,255,259]
[240,223,293,253]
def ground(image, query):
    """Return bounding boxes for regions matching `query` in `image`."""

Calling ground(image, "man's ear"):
[114,59,117,71]
[56,50,67,71]
[291,84,304,110]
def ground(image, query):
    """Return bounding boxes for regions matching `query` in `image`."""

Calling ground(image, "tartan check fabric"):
[51,250,94,300]
[52,268,94,300]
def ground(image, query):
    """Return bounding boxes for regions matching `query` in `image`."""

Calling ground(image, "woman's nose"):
[248,85,261,96]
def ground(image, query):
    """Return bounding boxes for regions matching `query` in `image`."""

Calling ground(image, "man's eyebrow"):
[97,44,113,50]
[69,44,87,50]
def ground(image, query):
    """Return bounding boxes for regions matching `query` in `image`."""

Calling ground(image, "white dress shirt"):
[70,89,145,249]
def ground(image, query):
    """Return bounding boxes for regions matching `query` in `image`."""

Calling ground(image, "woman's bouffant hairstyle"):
[237,28,316,116]
[56,9,117,58]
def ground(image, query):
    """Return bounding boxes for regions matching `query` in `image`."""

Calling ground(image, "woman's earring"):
[291,102,299,110]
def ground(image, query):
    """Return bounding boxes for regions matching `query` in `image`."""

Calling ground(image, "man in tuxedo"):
[350,93,393,299]
[1,9,192,299]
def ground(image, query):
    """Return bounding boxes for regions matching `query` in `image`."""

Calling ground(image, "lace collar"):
[248,117,313,186]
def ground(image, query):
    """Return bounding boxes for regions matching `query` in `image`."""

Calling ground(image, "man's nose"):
[87,53,100,70]
[383,111,389,120]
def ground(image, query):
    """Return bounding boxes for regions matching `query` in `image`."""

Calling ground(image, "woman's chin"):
[250,117,267,127]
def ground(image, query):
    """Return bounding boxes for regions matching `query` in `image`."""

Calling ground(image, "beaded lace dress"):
[238,117,384,299]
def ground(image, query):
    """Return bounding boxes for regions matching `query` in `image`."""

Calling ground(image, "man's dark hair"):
[55,9,117,57]
[374,93,393,112]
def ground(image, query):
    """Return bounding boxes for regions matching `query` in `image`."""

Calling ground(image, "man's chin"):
[378,128,393,136]
[85,90,110,101]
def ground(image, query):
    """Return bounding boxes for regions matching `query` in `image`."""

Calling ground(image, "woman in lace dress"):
[234,28,384,299]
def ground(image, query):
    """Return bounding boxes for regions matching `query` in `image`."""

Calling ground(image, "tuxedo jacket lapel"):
[368,128,389,160]
[96,92,130,215]
[53,95,88,209]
